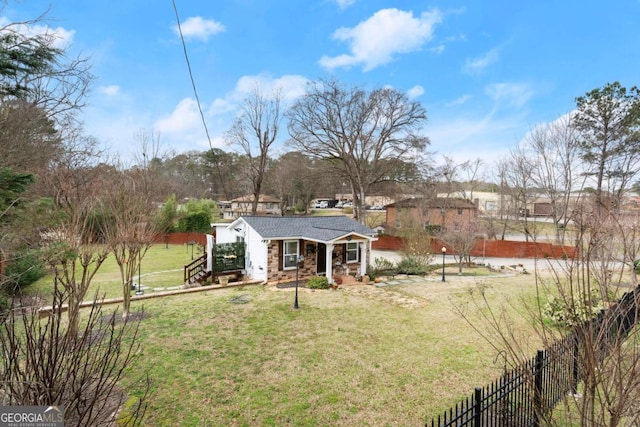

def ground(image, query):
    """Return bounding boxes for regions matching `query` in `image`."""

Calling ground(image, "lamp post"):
[294,254,304,310]
[135,249,144,295]
[441,246,447,282]
[189,241,195,260]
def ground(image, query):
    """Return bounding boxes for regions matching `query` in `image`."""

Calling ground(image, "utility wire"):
[171,0,214,149]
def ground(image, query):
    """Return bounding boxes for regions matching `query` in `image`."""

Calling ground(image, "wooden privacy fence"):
[427,285,640,427]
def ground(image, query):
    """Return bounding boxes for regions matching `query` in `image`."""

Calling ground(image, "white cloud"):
[407,85,424,99]
[0,17,75,49]
[173,16,225,42]
[445,94,472,107]
[485,82,534,109]
[335,0,356,9]
[152,74,308,152]
[427,111,526,164]
[464,47,500,74]
[233,74,309,102]
[319,8,443,71]
[154,98,201,134]
[98,85,120,96]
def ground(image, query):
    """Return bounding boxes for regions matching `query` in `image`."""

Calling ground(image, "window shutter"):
[278,240,283,271]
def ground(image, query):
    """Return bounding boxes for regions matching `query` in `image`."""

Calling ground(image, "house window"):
[346,242,358,263]
[457,208,463,215]
[283,240,299,269]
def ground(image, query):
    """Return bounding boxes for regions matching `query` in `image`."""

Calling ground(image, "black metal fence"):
[427,285,640,427]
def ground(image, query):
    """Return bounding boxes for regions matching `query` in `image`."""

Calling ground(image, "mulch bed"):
[275,281,308,289]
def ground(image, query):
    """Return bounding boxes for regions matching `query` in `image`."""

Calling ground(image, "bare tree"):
[524,115,586,244]
[459,158,486,201]
[464,201,640,426]
[286,78,429,222]
[43,194,109,338]
[100,170,158,319]
[441,218,481,274]
[496,147,536,241]
[226,86,282,214]
[201,148,243,201]
[266,151,319,215]
[1,284,148,426]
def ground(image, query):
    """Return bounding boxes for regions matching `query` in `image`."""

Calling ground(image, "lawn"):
[26,245,545,425]
[116,271,541,426]
[28,244,199,300]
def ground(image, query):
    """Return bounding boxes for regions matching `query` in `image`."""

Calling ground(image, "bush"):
[371,257,397,277]
[396,256,428,275]
[3,249,46,294]
[176,211,211,233]
[0,292,9,320]
[542,292,604,327]
[307,276,330,289]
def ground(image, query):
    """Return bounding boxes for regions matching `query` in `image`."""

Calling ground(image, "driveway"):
[370,249,567,271]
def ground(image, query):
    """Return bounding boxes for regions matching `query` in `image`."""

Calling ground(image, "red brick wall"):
[372,235,576,259]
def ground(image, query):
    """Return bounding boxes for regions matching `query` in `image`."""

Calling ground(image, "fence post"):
[533,350,544,427]
[473,387,482,427]
[571,333,579,395]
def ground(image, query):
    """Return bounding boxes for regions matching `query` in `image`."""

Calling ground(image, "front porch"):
[265,238,370,284]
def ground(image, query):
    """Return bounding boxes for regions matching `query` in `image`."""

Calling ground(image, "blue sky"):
[4,0,640,164]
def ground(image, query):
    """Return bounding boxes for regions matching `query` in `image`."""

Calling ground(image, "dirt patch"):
[341,284,428,309]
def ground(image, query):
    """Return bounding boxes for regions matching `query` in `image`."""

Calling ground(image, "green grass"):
[116,273,540,426]
[25,244,545,425]
[27,244,198,300]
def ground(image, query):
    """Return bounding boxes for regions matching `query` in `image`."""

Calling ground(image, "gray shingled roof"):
[240,216,376,242]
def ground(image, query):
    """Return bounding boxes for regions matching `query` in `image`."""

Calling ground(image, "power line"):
[171,0,214,150]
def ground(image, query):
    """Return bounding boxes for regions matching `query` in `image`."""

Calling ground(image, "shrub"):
[3,249,46,294]
[396,256,428,275]
[176,211,212,233]
[0,292,9,320]
[542,292,604,327]
[307,276,330,289]
[371,257,397,277]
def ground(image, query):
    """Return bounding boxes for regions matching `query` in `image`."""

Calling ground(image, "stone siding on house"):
[266,240,367,282]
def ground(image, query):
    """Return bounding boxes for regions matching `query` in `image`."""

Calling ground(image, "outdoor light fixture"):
[441,246,447,282]
[294,254,304,310]
[188,240,195,260]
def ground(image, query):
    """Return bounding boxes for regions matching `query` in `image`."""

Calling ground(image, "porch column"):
[325,243,334,283]
[359,241,368,276]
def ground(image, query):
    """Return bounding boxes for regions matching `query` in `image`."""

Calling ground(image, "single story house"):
[212,216,377,284]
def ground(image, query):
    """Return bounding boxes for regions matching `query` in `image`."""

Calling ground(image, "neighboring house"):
[385,197,478,233]
[213,216,377,283]
[221,194,282,220]
[438,191,509,217]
